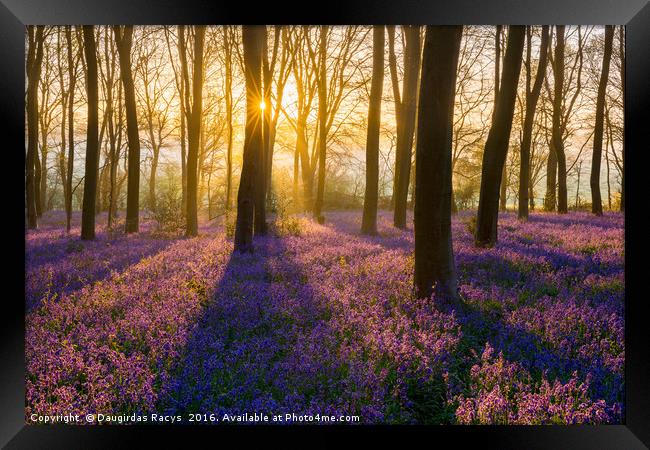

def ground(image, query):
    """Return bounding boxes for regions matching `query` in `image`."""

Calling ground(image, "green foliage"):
[269,187,303,237]
[149,184,185,235]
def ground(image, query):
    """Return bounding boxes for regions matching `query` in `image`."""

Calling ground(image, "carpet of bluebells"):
[25,209,624,424]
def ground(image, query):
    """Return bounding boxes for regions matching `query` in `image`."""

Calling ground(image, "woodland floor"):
[25,209,624,424]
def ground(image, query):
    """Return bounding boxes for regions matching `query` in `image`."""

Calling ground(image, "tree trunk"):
[494,25,509,213]
[361,26,385,235]
[235,25,264,252]
[475,26,525,247]
[313,25,328,223]
[393,26,421,229]
[65,26,76,233]
[499,164,508,211]
[254,26,269,235]
[293,143,300,211]
[39,126,48,214]
[544,143,557,211]
[114,26,141,233]
[551,26,569,213]
[618,25,625,212]
[518,26,549,220]
[387,25,401,212]
[590,25,614,216]
[413,25,463,302]
[57,28,68,225]
[180,101,187,213]
[81,26,99,241]
[185,26,206,237]
[149,147,159,211]
[26,26,45,230]
[224,27,234,211]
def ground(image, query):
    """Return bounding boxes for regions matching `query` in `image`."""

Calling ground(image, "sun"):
[259,100,266,111]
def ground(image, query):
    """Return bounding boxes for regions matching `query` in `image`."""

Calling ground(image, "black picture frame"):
[2,0,648,447]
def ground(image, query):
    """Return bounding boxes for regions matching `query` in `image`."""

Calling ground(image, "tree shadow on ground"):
[449,277,623,410]
[158,233,349,418]
[25,231,176,311]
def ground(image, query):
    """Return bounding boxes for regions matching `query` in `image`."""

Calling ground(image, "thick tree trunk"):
[313,25,328,223]
[26,26,44,230]
[81,26,99,241]
[590,25,614,216]
[413,25,463,302]
[185,26,206,237]
[361,26,385,235]
[518,26,549,220]
[475,26,525,247]
[114,26,141,233]
[235,26,264,252]
[393,26,421,229]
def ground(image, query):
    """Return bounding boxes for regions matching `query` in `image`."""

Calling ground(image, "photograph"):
[21,24,628,428]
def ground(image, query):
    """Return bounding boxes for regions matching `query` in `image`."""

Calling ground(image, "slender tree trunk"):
[180,98,187,213]
[590,25,614,216]
[254,26,269,235]
[26,26,45,230]
[297,115,312,209]
[413,25,463,302]
[224,27,234,211]
[575,160,582,208]
[39,126,48,214]
[293,144,300,211]
[65,26,76,232]
[81,26,99,240]
[265,27,287,203]
[114,26,140,233]
[313,25,329,223]
[185,26,206,237]
[518,26,549,220]
[605,115,611,210]
[387,25,401,212]
[544,143,557,211]
[235,25,264,252]
[475,26,525,247]
[393,26,421,229]
[494,25,509,213]
[619,25,625,212]
[361,26,385,235]
[500,165,508,211]
[57,28,69,224]
[149,147,159,211]
[551,26,569,213]
[34,147,42,218]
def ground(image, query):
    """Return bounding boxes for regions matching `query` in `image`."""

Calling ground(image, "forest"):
[25,25,624,425]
